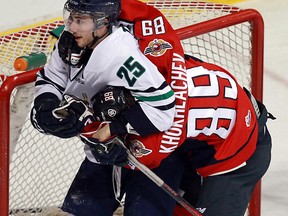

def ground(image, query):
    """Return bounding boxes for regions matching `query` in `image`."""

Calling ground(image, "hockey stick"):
[78,119,201,215]
[127,151,202,216]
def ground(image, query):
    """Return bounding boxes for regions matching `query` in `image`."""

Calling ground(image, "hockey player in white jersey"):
[30,0,186,215]
[31,2,175,140]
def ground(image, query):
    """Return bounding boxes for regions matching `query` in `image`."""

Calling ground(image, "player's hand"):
[90,123,111,141]
[80,122,129,166]
[92,85,135,121]
[31,94,94,138]
[58,30,83,67]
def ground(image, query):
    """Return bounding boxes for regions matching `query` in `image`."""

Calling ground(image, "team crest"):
[107,108,117,118]
[129,139,152,158]
[245,110,252,127]
[144,39,172,57]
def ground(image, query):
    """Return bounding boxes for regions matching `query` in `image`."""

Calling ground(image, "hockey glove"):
[52,94,94,134]
[58,30,83,67]
[31,94,79,138]
[31,94,93,138]
[80,122,129,166]
[92,85,136,121]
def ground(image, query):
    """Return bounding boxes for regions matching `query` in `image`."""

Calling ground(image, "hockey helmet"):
[63,0,121,30]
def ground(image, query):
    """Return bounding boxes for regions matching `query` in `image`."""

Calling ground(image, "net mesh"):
[182,22,252,87]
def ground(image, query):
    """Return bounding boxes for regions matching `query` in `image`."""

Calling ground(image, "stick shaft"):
[127,153,202,216]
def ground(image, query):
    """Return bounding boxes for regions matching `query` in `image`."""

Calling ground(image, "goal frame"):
[0,9,264,216]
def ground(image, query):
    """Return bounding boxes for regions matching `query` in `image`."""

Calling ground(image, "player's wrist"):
[33,93,60,110]
[109,117,128,136]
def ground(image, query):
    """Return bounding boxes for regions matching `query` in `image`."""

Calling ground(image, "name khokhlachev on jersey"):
[160,52,188,153]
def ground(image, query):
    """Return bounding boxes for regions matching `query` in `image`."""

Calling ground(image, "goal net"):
[0,1,264,216]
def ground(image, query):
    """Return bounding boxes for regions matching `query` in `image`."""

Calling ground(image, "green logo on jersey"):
[117,56,146,87]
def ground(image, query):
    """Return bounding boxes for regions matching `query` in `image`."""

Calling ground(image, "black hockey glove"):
[80,123,128,166]
[30,94,93,138]
[58,30,83,67]
[92,85,136,121]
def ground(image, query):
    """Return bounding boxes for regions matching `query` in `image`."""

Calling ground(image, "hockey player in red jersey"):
[116,55,272,216]
[118,5,272,213]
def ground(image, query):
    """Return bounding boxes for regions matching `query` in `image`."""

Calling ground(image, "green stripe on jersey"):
[135,89,174,102]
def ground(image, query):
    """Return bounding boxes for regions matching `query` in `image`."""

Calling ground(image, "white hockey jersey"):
[34,26,176,135]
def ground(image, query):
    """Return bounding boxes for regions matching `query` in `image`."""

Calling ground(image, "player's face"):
[67,14,107,48]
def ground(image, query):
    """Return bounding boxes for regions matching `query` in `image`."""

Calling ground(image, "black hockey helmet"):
[64,0,121,29]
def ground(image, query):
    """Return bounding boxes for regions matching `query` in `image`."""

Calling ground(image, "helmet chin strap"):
[87,26,111,49]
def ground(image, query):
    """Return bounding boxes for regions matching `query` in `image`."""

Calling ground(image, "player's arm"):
[97,58,175,139]
[30,39,92,138]
[119,42,176,136]
[91,81,175,139]
[80,86,174,169]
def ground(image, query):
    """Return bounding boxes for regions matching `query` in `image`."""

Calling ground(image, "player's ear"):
[104,18,110,26]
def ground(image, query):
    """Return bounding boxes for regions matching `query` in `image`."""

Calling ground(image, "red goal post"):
[0,3,264,216]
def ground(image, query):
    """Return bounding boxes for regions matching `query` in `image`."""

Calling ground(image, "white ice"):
[0,0,287,215]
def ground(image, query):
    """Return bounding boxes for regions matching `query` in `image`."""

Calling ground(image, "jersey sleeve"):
[34,43,69,100]
[124,133,171,169]
[116,39,177,135]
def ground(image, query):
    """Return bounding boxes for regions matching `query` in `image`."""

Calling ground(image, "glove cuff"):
[34,93,60,111]
[109,116,128,135]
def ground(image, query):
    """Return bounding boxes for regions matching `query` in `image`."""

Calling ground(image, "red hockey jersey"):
[116,1,258,176]
[127,56,258,177]
[119,0,185,83]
